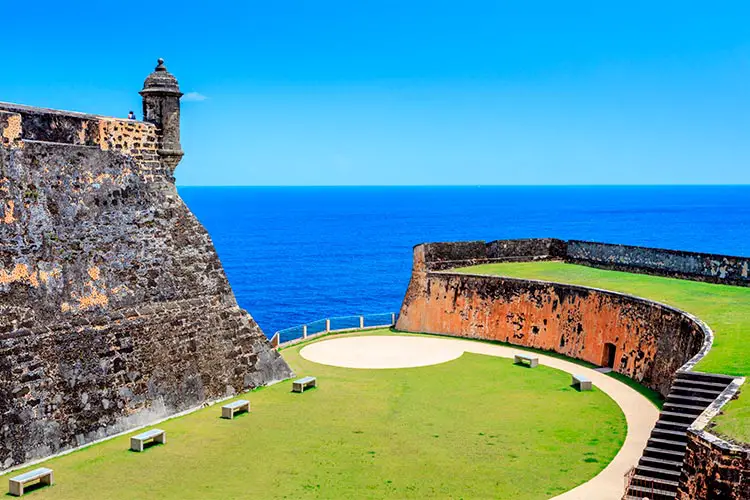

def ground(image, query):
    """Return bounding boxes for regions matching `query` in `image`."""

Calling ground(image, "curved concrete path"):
[300,335,658,500]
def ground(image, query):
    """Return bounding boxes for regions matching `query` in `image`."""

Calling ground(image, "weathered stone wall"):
[0,102,291,469]
[419,238,564,271]
[397,247,704,396]
[412,238,750,286]
[487,237,567,261]
[567,240,750,286]
[676,426,749,499]
[678,432,750,499]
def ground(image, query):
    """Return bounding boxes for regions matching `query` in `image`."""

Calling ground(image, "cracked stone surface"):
[0,101,291,470]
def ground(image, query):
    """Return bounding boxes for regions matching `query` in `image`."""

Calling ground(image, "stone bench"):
[222,399,250,419]
[8,467,53,496]
[572,374,592,391]
[130,428,166,452]
[514,353,539,368]
[293,376,317,393]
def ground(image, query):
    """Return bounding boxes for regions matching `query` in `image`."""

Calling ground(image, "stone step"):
[633,474,679,490]
[624,496,674,500]
[639,455,683,471]
[655,419,690,432]
[627,484,677,499]
[643,446,685,460]
[651,427,688,440]
[659,410,698,424]
[636,464,682,481]
[649,437,688,452]
[670,385,724,397]
[625,496,672,500]
[672,379,729,390]
[662,402,708,413]
[665,394,715,405]
[676,371,736,383]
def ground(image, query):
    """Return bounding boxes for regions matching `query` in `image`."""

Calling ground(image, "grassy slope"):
[453,262,750,442]
[0,330,625,499]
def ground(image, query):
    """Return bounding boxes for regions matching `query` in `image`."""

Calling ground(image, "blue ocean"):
[179,186,750,337]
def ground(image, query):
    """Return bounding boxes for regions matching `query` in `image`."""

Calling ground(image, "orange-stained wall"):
[397,245,706,397]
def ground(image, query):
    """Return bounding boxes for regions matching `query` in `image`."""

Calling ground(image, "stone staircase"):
[624,371,734,500]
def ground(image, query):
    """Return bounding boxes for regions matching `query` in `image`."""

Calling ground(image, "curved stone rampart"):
[396,238,748,499]
[408,237,750,286]
[398,255,706,398]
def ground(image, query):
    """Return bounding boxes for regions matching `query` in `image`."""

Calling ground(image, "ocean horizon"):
[179,185,750,337]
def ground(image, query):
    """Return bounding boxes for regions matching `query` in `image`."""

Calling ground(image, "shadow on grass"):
[570,383,593,392]
[290,386,318,394]
[217,410,251,420]
[127,441,165,453]
[4,481,52,497]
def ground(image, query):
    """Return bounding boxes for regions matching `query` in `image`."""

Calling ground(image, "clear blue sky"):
[3,2,750,186]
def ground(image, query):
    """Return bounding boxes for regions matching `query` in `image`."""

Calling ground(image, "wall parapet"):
[414,238,750,287]
[567,239,750,287]
[418,238,565,271]
[0,102,162,180]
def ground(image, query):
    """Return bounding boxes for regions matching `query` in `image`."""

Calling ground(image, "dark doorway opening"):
[603,343,617,369]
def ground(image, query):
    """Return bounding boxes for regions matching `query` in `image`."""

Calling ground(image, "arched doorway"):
[602,343,617,369]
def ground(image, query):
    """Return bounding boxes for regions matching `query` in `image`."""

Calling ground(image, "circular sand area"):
[299,335,464,368]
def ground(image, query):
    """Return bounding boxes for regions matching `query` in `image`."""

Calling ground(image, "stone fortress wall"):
[396,238,748,499]
[0,61,291,470]
[418,237,750,286]
[398,239,713,396]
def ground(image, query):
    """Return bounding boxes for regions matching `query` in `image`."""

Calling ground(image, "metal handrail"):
[271,312,398,348]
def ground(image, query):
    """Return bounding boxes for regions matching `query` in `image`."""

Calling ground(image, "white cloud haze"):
[183,92,207,102]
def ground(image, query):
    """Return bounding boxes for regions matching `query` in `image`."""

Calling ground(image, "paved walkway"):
[300,334,658,500]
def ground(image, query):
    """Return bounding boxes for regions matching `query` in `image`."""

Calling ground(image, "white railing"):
[271,312,398,348]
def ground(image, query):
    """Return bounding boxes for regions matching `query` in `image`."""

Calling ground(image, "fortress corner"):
[0,61,292,470]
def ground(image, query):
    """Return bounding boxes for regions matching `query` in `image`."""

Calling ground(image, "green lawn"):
[453,261,750,442]
[0,331,625,499]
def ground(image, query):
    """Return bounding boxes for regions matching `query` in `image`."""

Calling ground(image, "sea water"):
[179,186,750,336]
